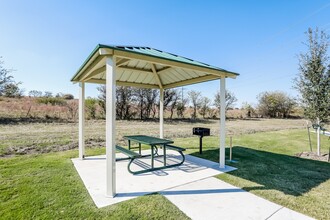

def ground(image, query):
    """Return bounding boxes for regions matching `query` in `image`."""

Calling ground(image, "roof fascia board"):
[87,78,159,89]
[71,45,101,81]
[76,55,104,81]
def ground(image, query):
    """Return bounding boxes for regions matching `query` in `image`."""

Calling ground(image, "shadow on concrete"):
[130,154,209,176]
[116,188,244,197]
[83,157,106,161]
[191,146,330,196]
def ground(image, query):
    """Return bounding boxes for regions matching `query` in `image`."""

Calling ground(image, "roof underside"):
[71,44,239,89]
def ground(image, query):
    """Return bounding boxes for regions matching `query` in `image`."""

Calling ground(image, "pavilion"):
[71,44,239,197]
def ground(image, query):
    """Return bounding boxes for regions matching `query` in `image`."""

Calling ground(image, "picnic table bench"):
[116,135,186,175]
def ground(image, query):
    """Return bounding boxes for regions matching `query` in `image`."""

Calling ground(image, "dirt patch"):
[295,151,330,162]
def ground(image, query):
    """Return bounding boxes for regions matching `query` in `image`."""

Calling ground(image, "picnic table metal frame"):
[120,135,184,175]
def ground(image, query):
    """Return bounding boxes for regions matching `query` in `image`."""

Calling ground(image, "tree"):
[294,28,330,155]
[214,89,238,112]
[176,99,188,118]
[134,88,149,119]
[98,85,136,119]
[3,82,24,97]
[199,97,211,119]
[55,92,63,98]
[29,90,43,97]
[176,87,188,118]
[257,91,296,118]
[168,90,179,119]
[242,102,256,118]
[44,91,53,98]
[97,85,106,116]
[145,89,158,119]
[188,90,201,119]
[0,57,14,96]
[116,86,135,120]
[162,89,179,119]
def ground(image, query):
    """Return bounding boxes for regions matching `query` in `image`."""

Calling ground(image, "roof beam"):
[116,58,130,67]
[150,63,163,89]
[163,75,220,89]
[82,66,106,81]
[117,81,159,89]
[117,66,152,74]
[81,59,131,81]
[85,79,105,84]
[86,78,159,89]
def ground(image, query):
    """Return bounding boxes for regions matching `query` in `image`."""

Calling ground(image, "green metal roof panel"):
[112,45,228,71]
[71,44,239,82]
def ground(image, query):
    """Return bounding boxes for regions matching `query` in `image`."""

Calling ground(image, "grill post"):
[199,135,203,154]
[193,127,210,154]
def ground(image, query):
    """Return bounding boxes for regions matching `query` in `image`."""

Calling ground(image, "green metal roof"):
[71,44,239,82]
[102,44,230,72]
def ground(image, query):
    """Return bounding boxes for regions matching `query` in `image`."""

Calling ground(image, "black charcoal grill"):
[193,127,210,154]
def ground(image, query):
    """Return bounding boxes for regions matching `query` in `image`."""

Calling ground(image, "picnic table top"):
[124,135,174,146]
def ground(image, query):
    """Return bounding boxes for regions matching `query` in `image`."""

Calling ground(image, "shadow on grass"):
[191,146,330,196]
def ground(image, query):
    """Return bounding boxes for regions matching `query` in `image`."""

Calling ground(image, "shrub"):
[3,83,24,98]
[85,98,98,119]
[65,100,78,120]
[37,97,66,106]
[62,94,74,100]
[257,91,296,118]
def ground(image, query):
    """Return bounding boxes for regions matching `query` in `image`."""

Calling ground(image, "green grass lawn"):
[181,129,329,220]
[0,149,189,220]
[1,129,329,219]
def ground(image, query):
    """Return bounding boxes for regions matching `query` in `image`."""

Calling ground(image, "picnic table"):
[116,135,185,175]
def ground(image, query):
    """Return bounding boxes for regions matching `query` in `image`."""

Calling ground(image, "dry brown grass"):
[0,97,76,120]
[0,118,307,156]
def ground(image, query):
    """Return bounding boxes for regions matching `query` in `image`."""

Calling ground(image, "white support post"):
[78,82,85,160]
[160,88,164,138]
[106,56,116,197]
[219,77,226,168]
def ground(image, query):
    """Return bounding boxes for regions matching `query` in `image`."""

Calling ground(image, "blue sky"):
[1,0,330,107]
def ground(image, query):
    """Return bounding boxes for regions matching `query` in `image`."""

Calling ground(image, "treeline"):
[87,87,298,120]
[0,56,300,121]
[84,86,238,120]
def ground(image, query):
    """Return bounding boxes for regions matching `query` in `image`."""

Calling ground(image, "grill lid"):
[193,127,210,136]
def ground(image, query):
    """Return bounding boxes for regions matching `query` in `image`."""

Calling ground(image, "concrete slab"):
[268,207,314,220]
[72,150,236,208]
[161,177,314,220]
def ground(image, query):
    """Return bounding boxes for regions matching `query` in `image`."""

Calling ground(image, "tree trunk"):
[170,109,174,119]
[140,102,143,120]
[317,118,321,156]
